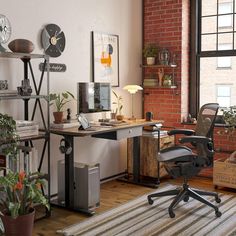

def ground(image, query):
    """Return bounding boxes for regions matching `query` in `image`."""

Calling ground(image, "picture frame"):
[92,31,119,87]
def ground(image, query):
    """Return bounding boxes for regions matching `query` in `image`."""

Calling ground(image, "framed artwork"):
[92,31,119,87]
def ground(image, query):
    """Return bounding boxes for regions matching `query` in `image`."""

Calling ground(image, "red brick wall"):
[143,0,235,161]
[143,0,184,126]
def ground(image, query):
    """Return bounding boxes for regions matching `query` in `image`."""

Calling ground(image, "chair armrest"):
[168,129,195,136]
[179,135,211,145]
[179,136,214,156]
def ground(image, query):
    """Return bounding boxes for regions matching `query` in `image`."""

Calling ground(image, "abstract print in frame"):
[92,31,119,87]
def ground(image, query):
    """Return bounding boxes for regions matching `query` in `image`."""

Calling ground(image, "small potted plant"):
[112,90,124,120]
[143,44,158,65]
[49,91,75,124]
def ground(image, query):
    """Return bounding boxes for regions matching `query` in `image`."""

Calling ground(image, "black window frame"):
[190,0,236,118]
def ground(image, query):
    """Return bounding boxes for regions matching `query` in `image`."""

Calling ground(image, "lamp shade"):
[123,85,143,94]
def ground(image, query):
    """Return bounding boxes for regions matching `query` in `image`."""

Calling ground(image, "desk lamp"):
[123,85,143,120]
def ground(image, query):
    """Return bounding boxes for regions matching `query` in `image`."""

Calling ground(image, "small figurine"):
[158,68,164,86]
[67,108,71,120]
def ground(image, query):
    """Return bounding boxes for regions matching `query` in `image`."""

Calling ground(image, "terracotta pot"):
[116,115,124,121]
[53,111,63,124]
[1,208,35,236]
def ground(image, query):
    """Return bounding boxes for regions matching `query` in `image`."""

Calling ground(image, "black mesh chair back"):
[194,103,219,166]
[195,103,219,138]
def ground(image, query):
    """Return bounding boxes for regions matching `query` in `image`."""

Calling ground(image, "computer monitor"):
[77,82,111,113]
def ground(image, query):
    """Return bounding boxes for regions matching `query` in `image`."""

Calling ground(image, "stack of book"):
[16,120,39,138]
[143,79,158,87]
[142,130,168,137]
[0,90,18,97]
[50,121,80,129]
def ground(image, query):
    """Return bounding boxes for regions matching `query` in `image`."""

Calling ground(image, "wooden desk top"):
[50,119,163,137]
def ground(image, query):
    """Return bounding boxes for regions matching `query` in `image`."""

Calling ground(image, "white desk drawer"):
[116,127,142,140]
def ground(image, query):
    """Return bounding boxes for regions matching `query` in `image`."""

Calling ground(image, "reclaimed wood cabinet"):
[127,135,175,179]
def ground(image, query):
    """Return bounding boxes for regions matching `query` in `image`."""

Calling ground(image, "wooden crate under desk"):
[127,135,175,178]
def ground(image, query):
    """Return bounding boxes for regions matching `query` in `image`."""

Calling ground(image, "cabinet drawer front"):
[117,127,142,140]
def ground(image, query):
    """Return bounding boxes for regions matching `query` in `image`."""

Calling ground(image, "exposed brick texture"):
[143,0,235,165]
[143,0,185,126]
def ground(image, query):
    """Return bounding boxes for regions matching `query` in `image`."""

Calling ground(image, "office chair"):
[147,103,222,218]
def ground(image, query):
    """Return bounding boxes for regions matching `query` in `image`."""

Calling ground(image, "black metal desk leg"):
[64,135,74,208]
[132,136,140,182]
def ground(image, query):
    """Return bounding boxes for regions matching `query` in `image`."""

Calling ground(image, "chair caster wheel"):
[215,196,221,203]
[147,197,154,205]
[183,196,189,202]
[215,211,222,217]
[169,210,175,218]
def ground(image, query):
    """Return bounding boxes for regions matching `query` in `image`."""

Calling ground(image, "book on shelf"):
[50,121,80,129]
[7,146,39,174]
[16,120,38,127]
[143,79,158,87]
[0,90,18,96]
[15,120,39,137]
[16,129,39,138]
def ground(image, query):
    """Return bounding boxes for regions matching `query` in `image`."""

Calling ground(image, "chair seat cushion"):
[158,146,194,162]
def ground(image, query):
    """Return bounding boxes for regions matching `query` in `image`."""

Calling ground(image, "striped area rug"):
[57,184,236,236]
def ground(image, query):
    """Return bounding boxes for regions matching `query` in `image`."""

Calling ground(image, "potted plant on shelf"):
[112,90,124,120]
[49,91,75,124]
[143,44,158,65]
[0,113,49,236]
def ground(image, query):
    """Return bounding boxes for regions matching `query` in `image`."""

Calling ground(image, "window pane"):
[199,57,236,108]
[218,33,233,48]
[218,15,233,27]
[202,0,217,16]
[219,2,233,14]
[202,16,216,34]
[217,44,232,68]
[201,34,216,51]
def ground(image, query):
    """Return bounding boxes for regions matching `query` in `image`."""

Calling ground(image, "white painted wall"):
[1,0,143,194]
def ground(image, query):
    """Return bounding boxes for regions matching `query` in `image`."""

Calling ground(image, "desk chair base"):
[147,183,222,218]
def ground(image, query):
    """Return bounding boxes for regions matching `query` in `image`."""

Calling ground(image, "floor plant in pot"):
[0,113,49,236]
[49,91,75,124]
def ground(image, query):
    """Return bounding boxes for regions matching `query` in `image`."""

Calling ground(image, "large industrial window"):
[190,0,236,118]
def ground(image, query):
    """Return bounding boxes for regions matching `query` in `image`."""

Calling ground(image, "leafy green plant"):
[0,113,19,158]
[112,90,123,115]
[0,170,49,218]
[143,44,158,58]
[221,106,236,135]
[49,91,75,112]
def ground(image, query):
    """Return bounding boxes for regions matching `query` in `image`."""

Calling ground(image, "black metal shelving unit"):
[0,52,51,219]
